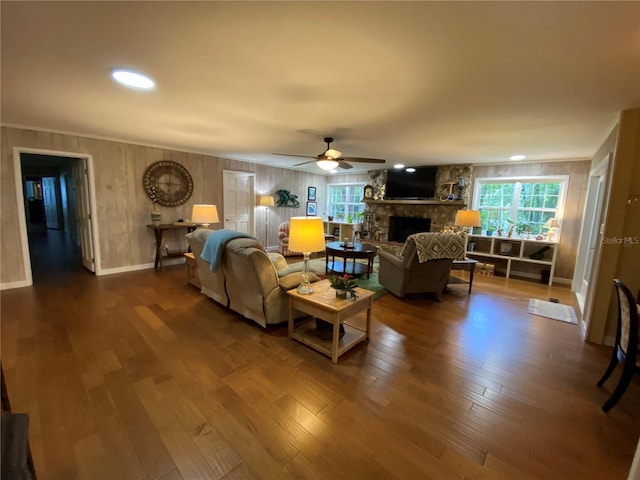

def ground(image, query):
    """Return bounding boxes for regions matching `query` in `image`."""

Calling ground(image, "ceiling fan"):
[273,137,386,171]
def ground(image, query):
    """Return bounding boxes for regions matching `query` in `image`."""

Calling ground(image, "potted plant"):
[516,222,533,239]
[328,273,358,299]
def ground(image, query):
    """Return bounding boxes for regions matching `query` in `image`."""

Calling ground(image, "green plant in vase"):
[328,273,358,299]
[516,222,533,239]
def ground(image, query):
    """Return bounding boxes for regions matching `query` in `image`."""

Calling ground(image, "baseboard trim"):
[99,258,185,276]
[505,270,572,286]
[0,279,32,290]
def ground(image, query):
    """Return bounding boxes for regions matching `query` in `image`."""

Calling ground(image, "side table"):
[287,279,374,363]
[448,258,478,295]
[184,253,200,288]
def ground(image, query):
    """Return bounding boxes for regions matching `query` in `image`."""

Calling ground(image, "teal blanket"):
[201,229,254,272]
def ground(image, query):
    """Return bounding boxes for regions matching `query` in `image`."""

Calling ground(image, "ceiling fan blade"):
[273,153,315,159]
[338,162,353,170]
[341,157,386,164]
[293,160,315,167]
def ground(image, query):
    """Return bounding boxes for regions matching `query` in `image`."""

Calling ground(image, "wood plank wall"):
[0,127,328,283]
[1,126,591,286]
[471,160,591,281]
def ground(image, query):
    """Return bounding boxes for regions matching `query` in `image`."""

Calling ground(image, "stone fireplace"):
[388,216,432,242]
[364,164,473,242]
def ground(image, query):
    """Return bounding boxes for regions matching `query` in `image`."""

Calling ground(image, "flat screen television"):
[384,166,437,200]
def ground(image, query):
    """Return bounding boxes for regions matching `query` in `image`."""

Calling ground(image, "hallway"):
[27,227,85,284]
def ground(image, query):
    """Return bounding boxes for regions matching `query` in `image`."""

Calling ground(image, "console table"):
[147,224,196,271]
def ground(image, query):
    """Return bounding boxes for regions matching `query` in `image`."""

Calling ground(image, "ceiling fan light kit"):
[317,159,340,170]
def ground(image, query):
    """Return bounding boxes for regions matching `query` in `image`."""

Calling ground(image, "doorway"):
[14,149,99,285]
[222,170,255,235]
[573,154,609,334]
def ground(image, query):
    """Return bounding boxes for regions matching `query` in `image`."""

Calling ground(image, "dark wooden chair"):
[1,363,37,479]
[596,279,640,412]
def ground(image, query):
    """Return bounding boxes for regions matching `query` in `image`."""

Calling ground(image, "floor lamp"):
[258,195,274,247]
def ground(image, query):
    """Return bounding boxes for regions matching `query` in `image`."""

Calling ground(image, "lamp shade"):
[191,204,219,225]
[288,217,326,253]
[454,210,481,227]
[258,195,275,207]
[324,148,342,159]
[544,218,561,229]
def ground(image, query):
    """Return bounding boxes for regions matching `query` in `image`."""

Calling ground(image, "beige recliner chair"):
[378,233,464,299]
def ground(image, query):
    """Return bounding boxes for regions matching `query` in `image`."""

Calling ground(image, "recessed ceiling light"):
[394,163,405,169]
[111,69,155,90]
[509,154,526,161]
[406,167,416,173]
[329,169,337,173]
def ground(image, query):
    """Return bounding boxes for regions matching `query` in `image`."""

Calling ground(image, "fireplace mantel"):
[364,200,466,206]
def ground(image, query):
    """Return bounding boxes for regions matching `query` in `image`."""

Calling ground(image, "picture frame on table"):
[307,186,316,201]
[306,202,317,216]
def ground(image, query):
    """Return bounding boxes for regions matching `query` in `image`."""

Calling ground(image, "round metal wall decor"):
[143,161,193,207]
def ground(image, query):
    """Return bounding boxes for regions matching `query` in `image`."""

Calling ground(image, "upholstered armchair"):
[278,222,301,257]
[378,233,465,299]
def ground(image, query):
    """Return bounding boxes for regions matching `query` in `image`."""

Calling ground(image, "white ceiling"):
[2,2,639,174]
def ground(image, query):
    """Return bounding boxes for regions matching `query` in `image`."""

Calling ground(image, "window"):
[326,183,365,221]
[473,176,568,236]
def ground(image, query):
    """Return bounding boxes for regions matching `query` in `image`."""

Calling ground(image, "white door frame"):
[222,170,255,235]
[572,154,609,336]
[12,147,101,286]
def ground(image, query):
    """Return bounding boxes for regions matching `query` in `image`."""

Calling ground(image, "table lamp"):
[257,195,275,246]
[454,209,481,234]
[288,216,326,294]
[543,218,561,241]
[191,204,219,228]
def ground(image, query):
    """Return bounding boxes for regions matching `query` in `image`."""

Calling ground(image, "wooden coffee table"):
[325,241,377,278]
[287,279,374,363]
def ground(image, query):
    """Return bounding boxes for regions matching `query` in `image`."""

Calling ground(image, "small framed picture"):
[307,186,316,201]
[306,201,317,216]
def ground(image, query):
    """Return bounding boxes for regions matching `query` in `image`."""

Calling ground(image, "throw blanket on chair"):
[404,232,465,263]
[201,229,254,271]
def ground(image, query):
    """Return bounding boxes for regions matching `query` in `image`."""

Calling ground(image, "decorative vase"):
[335,289,348,299]
[151,205,161,225]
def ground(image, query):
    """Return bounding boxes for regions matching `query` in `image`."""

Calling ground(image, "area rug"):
[527,298,577,324]
[286,258,388,300]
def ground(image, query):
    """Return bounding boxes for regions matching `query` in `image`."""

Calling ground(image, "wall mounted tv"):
[384,166,437,200]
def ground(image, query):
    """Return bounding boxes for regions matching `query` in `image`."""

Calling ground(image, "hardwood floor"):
[1,264,639,479]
